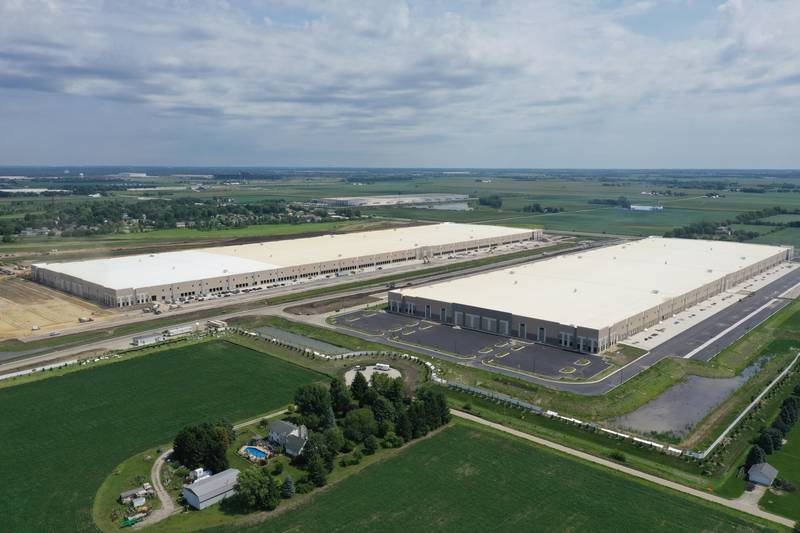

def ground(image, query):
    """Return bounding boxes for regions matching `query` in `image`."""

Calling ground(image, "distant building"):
[748,463,778,486]
[181,468,240,510]
[629,204,663,212]
[268,420,308,457]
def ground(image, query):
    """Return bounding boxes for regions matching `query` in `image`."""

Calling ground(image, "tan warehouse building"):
[32,223,540,307]
[388,237,793,353]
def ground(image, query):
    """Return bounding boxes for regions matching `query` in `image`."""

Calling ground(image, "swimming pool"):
[244,446,267,459]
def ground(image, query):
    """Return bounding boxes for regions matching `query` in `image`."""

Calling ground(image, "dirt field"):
[285,292,381,315]
[0,277,113,339]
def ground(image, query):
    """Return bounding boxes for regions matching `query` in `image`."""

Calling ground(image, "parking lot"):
[333,310,609,379]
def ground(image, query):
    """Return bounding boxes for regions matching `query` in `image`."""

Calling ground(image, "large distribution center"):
[32,223,540,307]
[389,237,793,353]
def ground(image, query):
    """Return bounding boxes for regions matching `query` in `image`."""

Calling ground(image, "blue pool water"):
[245,446,267,459]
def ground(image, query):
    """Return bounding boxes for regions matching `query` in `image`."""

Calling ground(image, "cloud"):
[0,0,798,166]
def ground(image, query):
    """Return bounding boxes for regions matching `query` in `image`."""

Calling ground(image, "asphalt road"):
[649,266,800,361]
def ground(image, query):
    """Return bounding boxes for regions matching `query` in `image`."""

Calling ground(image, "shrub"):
[609,451,626,463]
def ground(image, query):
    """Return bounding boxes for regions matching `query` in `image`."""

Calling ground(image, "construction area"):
[31,223,541,308]
[389,237,794,353]
[0,276,113,339]
[313,193,468,207]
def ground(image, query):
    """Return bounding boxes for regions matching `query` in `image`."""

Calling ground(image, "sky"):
[0,0,798,168]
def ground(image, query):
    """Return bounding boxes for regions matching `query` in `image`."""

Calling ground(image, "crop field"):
[759,422,800,521]
[216,423,775,533]
[752,227,800,249]
[0,340,324,533]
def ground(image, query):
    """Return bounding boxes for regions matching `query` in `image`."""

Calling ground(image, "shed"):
[182,468,240,510]
[748,463,778,486]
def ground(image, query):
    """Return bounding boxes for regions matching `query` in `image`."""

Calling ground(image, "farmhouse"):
[389,237,793,353]
[181,468,240,510]
[31,223,538,307]
[268,420,309,457]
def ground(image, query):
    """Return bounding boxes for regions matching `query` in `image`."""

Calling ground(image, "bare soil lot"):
[0,277,113,339]
[285,292,381,315]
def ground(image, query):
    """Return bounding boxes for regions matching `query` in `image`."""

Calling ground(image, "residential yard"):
[759,422,800,521]
[0,340,324,533]
[208,422,778,533]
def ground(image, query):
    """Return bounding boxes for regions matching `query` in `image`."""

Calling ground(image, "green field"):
[759,214,800,224]
[752,227,800,249]
[212,423,775,533]
[0,340,324,533]
[759,421,800,521]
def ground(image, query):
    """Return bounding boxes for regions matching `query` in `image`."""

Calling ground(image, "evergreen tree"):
[350,371,369,404]
[397,409,413,442]
[306,452,327,487]
[281,475,295,499]
[745,445,766,469]
[323,404,337,429]
[329,377,353,416]
[363,434,379,455]
[758,431,775,454]
[265,475,281,510]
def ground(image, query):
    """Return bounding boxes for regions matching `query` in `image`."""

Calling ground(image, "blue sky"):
[0,0,798,168]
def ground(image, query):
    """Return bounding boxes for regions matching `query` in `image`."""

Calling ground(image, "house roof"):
[285,434,307,456]
[748,462,778,482]
[183,469,240,502]
[268,419,298,436]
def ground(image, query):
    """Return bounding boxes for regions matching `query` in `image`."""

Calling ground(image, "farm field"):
[0,340,324,533]
[752,227,800,249]
[212,423,776,533]
[759,422,800,521]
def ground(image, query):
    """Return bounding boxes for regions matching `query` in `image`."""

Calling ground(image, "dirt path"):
[138,409,287,528]
[451,409,795,529]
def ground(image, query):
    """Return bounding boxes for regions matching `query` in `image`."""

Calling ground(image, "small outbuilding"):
[748,462,778,487]
[181,468,240,510]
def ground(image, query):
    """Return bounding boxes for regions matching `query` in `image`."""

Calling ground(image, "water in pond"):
[410,202,472,211]
[613,358,768,438]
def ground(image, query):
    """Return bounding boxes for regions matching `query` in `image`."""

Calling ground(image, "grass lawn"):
[210,423,777,533]
[759,421,800,521]
[0,340,325,533]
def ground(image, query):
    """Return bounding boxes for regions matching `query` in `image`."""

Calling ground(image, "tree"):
[762,428,784,453]
[350,371,369,404]
[304,432,335,472]
[408,400,430,438]
[794,383,800,396]
[396,409,413,442]
[306,452,327,487]
[281,475,295,499]
[363,434,379,455]
[343,408,377,442]
[745,445,766,469]
[372,374,406,407]
[417,386,450,429]
[371,396,397,428]
[773,416,790,436]
[172,422,230,472]
[323,426,346,454]
[329,377,353,416]
[236,467,279,510]
[294,383,332,430]
[758,431,775,454]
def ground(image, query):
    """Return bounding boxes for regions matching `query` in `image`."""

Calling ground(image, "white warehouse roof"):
[33,223,531,291]
[394,237,790,330]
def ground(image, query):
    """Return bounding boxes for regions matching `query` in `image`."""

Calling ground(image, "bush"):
[609,451,626,463]
[295,481,313,494]
[363,435,379,455]
[272,462,284,475]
